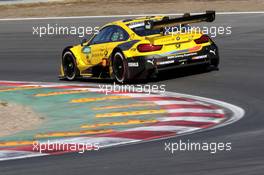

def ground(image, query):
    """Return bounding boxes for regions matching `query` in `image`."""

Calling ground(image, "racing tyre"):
[211,57,219,68]
[62,51,79,81]
[209,57,220,70]
[112,52,129,83]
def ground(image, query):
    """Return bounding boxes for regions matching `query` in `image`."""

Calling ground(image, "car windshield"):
[131,25,193,36]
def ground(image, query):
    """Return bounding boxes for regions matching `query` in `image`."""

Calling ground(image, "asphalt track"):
[0,14,264,175]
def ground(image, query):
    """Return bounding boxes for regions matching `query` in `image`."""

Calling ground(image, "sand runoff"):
[0,0,264,18]
[0,101,43,137]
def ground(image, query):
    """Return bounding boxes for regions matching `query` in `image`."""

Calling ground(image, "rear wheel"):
[62,51,79,81]
[211,57,219,68]
[112,52,128,83]
[208,57,219,71]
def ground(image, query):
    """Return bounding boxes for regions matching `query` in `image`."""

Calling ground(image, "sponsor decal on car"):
[82,46,91,54]
[192,55,208,60]
[210,49,217,55]
[128,62,139,67]
[168,52,197,59]
[157,60,175,65]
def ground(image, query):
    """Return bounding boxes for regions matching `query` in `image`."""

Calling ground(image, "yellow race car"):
[59,11,219,83]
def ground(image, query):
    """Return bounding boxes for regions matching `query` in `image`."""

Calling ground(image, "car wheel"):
[62,51,79,81]
[207,57,219,71]
[112,52,128,83]
[211,57,219,68]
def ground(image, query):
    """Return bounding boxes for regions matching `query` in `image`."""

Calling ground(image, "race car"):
[59,11,219,83]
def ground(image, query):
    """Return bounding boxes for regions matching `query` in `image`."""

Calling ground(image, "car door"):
[87,26,115,65]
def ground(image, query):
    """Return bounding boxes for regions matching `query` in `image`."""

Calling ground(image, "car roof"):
[101,16,166,29]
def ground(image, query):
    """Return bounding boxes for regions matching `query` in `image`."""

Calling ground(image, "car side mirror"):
[81,38,87,46]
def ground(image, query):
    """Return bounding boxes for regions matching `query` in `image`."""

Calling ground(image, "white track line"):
[151,100,199,105]
[0,11,264,21]
[150,100,212,107]
[159,116,224,123]
[126,125,200,133]
[0,150,47,161]
[112,93,162,98]
[166,108,224,114]
[39,136,140,146]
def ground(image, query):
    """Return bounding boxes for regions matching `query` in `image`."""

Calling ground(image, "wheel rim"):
[63,53,76,80]
[113,53,125,82]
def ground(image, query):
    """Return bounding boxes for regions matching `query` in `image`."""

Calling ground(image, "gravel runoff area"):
[0,101,43,137]
[0,0,264,18]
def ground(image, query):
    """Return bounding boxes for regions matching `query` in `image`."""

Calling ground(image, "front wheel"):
[112,52,129,83]
[62,51,79,81]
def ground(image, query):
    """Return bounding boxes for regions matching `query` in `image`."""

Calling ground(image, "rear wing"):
[145,11,215,30]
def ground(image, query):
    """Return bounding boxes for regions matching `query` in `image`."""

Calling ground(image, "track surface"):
[0,14,264,174]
